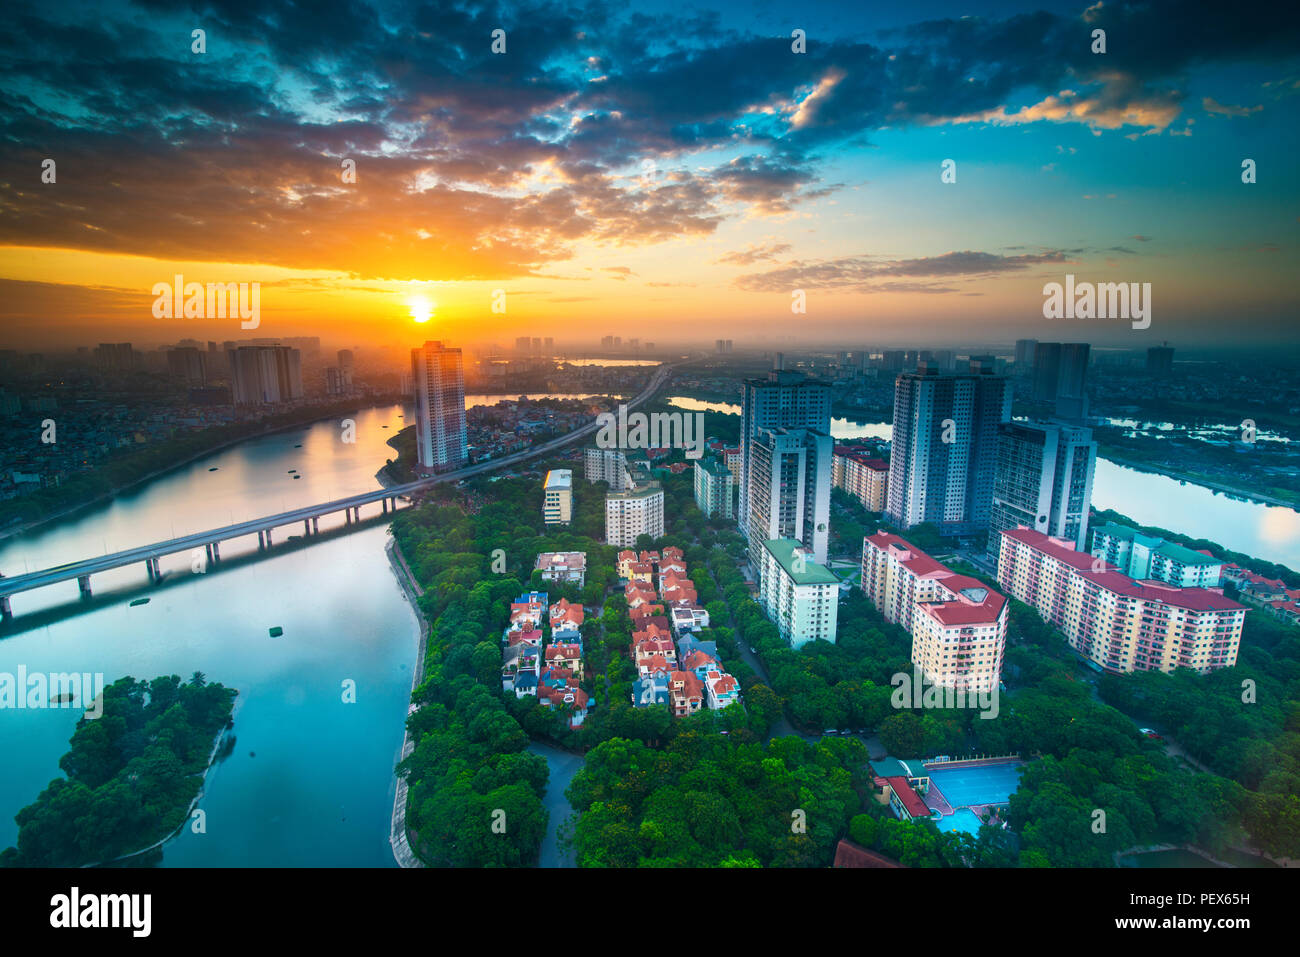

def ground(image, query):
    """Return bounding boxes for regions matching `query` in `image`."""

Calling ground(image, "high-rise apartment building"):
[988,421,1097,555]
[227,345,303,405]
[739,363,832,565]
[745,427,832,567]
[1090,524,1224,588]
[885,363,1011,535]
[543,469,573,526]
[166,347,208,386]
[1014,339,1038,368]
[605,485,665,547]
[996,528,1245,674]
[584,447,628,490]
[1032,342,1089,403]
[1146,345,1175,377]
[757,538,839,649]
[862,532,1008,692]
[693,457,734,519]
[411,340,467,473]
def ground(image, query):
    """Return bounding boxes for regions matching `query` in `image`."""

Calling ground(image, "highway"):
[0,361,678,609]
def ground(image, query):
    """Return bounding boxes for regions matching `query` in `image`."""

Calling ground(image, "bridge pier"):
[146,558,161,583]
[206,543,215,564]
[312,517,319,533]
[304,519,311,535]
[78,575,92,599]
[211,542,220,562]
[257,531,265,549]
[1,595,11,620]
[345,508,352,526]
[265,528,273,547]
[382,498,388,514]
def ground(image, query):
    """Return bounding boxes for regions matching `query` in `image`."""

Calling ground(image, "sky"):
[0,0,1297,352]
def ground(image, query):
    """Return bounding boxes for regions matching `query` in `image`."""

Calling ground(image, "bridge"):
[0,362,678,618]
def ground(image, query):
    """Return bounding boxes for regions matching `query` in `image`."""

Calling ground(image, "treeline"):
[565,733,867,867]
[1,674,236,867]
[1097,610,1300,857]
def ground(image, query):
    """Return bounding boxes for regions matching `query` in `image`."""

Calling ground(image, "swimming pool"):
[934,808,983,835]
[927,761,1024,808]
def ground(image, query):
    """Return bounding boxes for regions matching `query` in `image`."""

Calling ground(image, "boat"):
[209,467,219,472]
[129,597,151,607]
[293,475,301,479]
[288,469,297,473]
[269,626,284,637]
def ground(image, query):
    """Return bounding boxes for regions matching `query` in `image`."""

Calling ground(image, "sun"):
[408,294,434,324]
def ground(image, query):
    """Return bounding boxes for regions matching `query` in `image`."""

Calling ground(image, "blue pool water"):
[935,808,984,835]
[927,761,1024,808]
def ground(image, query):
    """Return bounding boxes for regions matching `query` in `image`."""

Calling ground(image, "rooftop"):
[762,538,839,586]
[543,469,572,490]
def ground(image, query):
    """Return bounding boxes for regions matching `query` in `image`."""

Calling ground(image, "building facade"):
[862,532,1008,691]
[739,364,832,561]
[1090,524,1224,588]
[832,446,889,512]
[745,427,832,567]
[988,420,1097,555]
[757,537,839,649]
[584,447,628,490]
[693,457,734,519]
[227,345,303,405]
[605,485,665,547]
[543,469,573,525]
[997,528,1245,674]
[885,363,1011,535]
[411,340,468,473]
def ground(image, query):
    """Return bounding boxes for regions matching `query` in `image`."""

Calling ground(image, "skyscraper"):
[744,427,832,565]
[411,340,467,474]
[987,421,1097,556]
[1032,342,1089,402]
[227,345,303,404]
[1014,338,1038,368]
[885,362,1012,536]
[739,362,832,565]
[1147,344,1175,377]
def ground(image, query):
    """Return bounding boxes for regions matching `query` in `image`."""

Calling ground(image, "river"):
[0,397,595,865]
[668,396,1300,569]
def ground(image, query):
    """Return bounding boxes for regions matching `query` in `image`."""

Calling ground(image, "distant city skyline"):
[1,0,1297,351]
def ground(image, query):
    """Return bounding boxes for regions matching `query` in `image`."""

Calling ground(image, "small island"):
[0,672,237,868]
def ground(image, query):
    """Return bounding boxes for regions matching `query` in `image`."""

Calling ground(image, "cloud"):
[1202,97,1263,117]
[735,249,1068,292]
[715,242,793,266]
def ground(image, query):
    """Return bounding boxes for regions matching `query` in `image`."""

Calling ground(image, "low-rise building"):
[543,469,573,526]
[1090,523,1224,588]
[832,446,889,512]
[535,551,587,586]
[757,537,840,648]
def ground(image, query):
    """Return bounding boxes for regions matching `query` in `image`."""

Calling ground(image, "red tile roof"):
[1001,528,1245,612]
[883,777,931,819]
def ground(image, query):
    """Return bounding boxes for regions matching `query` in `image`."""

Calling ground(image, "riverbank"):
[0,396,406,545]
[386,537,428,869]
[81,700,239,868]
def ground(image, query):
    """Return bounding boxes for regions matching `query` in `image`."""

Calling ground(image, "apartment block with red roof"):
[833,446,889,512]
[996,527,1246,675]
[862,532,1008,691]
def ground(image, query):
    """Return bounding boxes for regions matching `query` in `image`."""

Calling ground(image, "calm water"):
[0,404,423,865]
[667,396,1300,569]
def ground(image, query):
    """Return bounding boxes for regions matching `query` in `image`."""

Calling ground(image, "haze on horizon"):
[0,0,1296,354]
